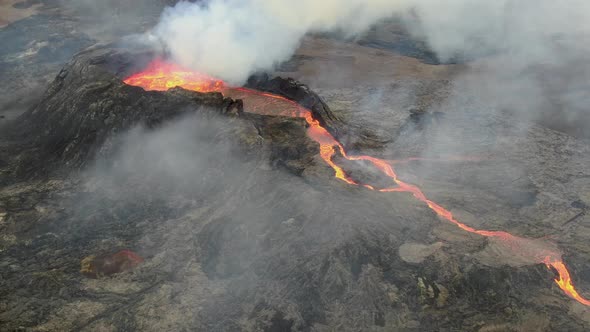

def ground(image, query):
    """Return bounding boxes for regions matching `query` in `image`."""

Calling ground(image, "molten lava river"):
[124,59,590,307]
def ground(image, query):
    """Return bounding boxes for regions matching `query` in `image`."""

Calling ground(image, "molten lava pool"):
[124,59,590,307]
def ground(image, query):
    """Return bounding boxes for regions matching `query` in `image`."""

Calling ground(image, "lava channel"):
[124,59,590,307]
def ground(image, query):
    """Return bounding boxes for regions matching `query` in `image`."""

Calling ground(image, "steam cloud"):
[155,0,590,85]
[154,0,412,84]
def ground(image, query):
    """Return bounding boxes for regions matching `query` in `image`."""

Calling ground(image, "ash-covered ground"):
[1,1,590,331]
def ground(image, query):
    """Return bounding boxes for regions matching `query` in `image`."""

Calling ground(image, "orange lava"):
[545,259,590,306]
[124,59,590,306]
[124,59,225,93]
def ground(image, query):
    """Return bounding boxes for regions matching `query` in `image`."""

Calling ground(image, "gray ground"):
[1,1,590,331]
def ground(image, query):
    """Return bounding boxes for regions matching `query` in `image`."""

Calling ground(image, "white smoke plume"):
[154,0,413,84]
[155,0,590,86]
[404,0,590,63]
[404,0,590,134]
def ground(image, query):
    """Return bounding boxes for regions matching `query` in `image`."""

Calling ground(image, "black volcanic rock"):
[245,73,344,138]
[5,44,346,181]
[10,45,244,176]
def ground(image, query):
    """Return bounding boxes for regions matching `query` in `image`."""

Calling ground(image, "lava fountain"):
[124,59,590,307]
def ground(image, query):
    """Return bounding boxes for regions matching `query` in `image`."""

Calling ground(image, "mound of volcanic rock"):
[7,43,344,179]
[9,45,237,175]
[245,73,343,137]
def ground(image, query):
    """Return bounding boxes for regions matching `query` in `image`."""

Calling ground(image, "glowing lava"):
[124,59,225,93]
[124,59,590,306]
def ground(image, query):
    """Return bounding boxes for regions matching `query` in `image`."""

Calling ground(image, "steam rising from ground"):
[406,0,590,63]
[155,0,590,86]
[154,0,412,84]
[409,0,590,135]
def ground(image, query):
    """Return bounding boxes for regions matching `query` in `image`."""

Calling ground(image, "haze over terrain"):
[0,1,589,331]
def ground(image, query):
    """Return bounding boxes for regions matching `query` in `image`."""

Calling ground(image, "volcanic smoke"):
[124,60,590,307]
[152,0,414,84]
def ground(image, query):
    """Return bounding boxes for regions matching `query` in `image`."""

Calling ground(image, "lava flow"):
[124,59,590,306]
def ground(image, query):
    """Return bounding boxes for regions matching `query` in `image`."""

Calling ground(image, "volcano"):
[123,58,590,307]
[1,34,590,332]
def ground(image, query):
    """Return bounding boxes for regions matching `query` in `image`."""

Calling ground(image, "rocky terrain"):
[1,1,590,332]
